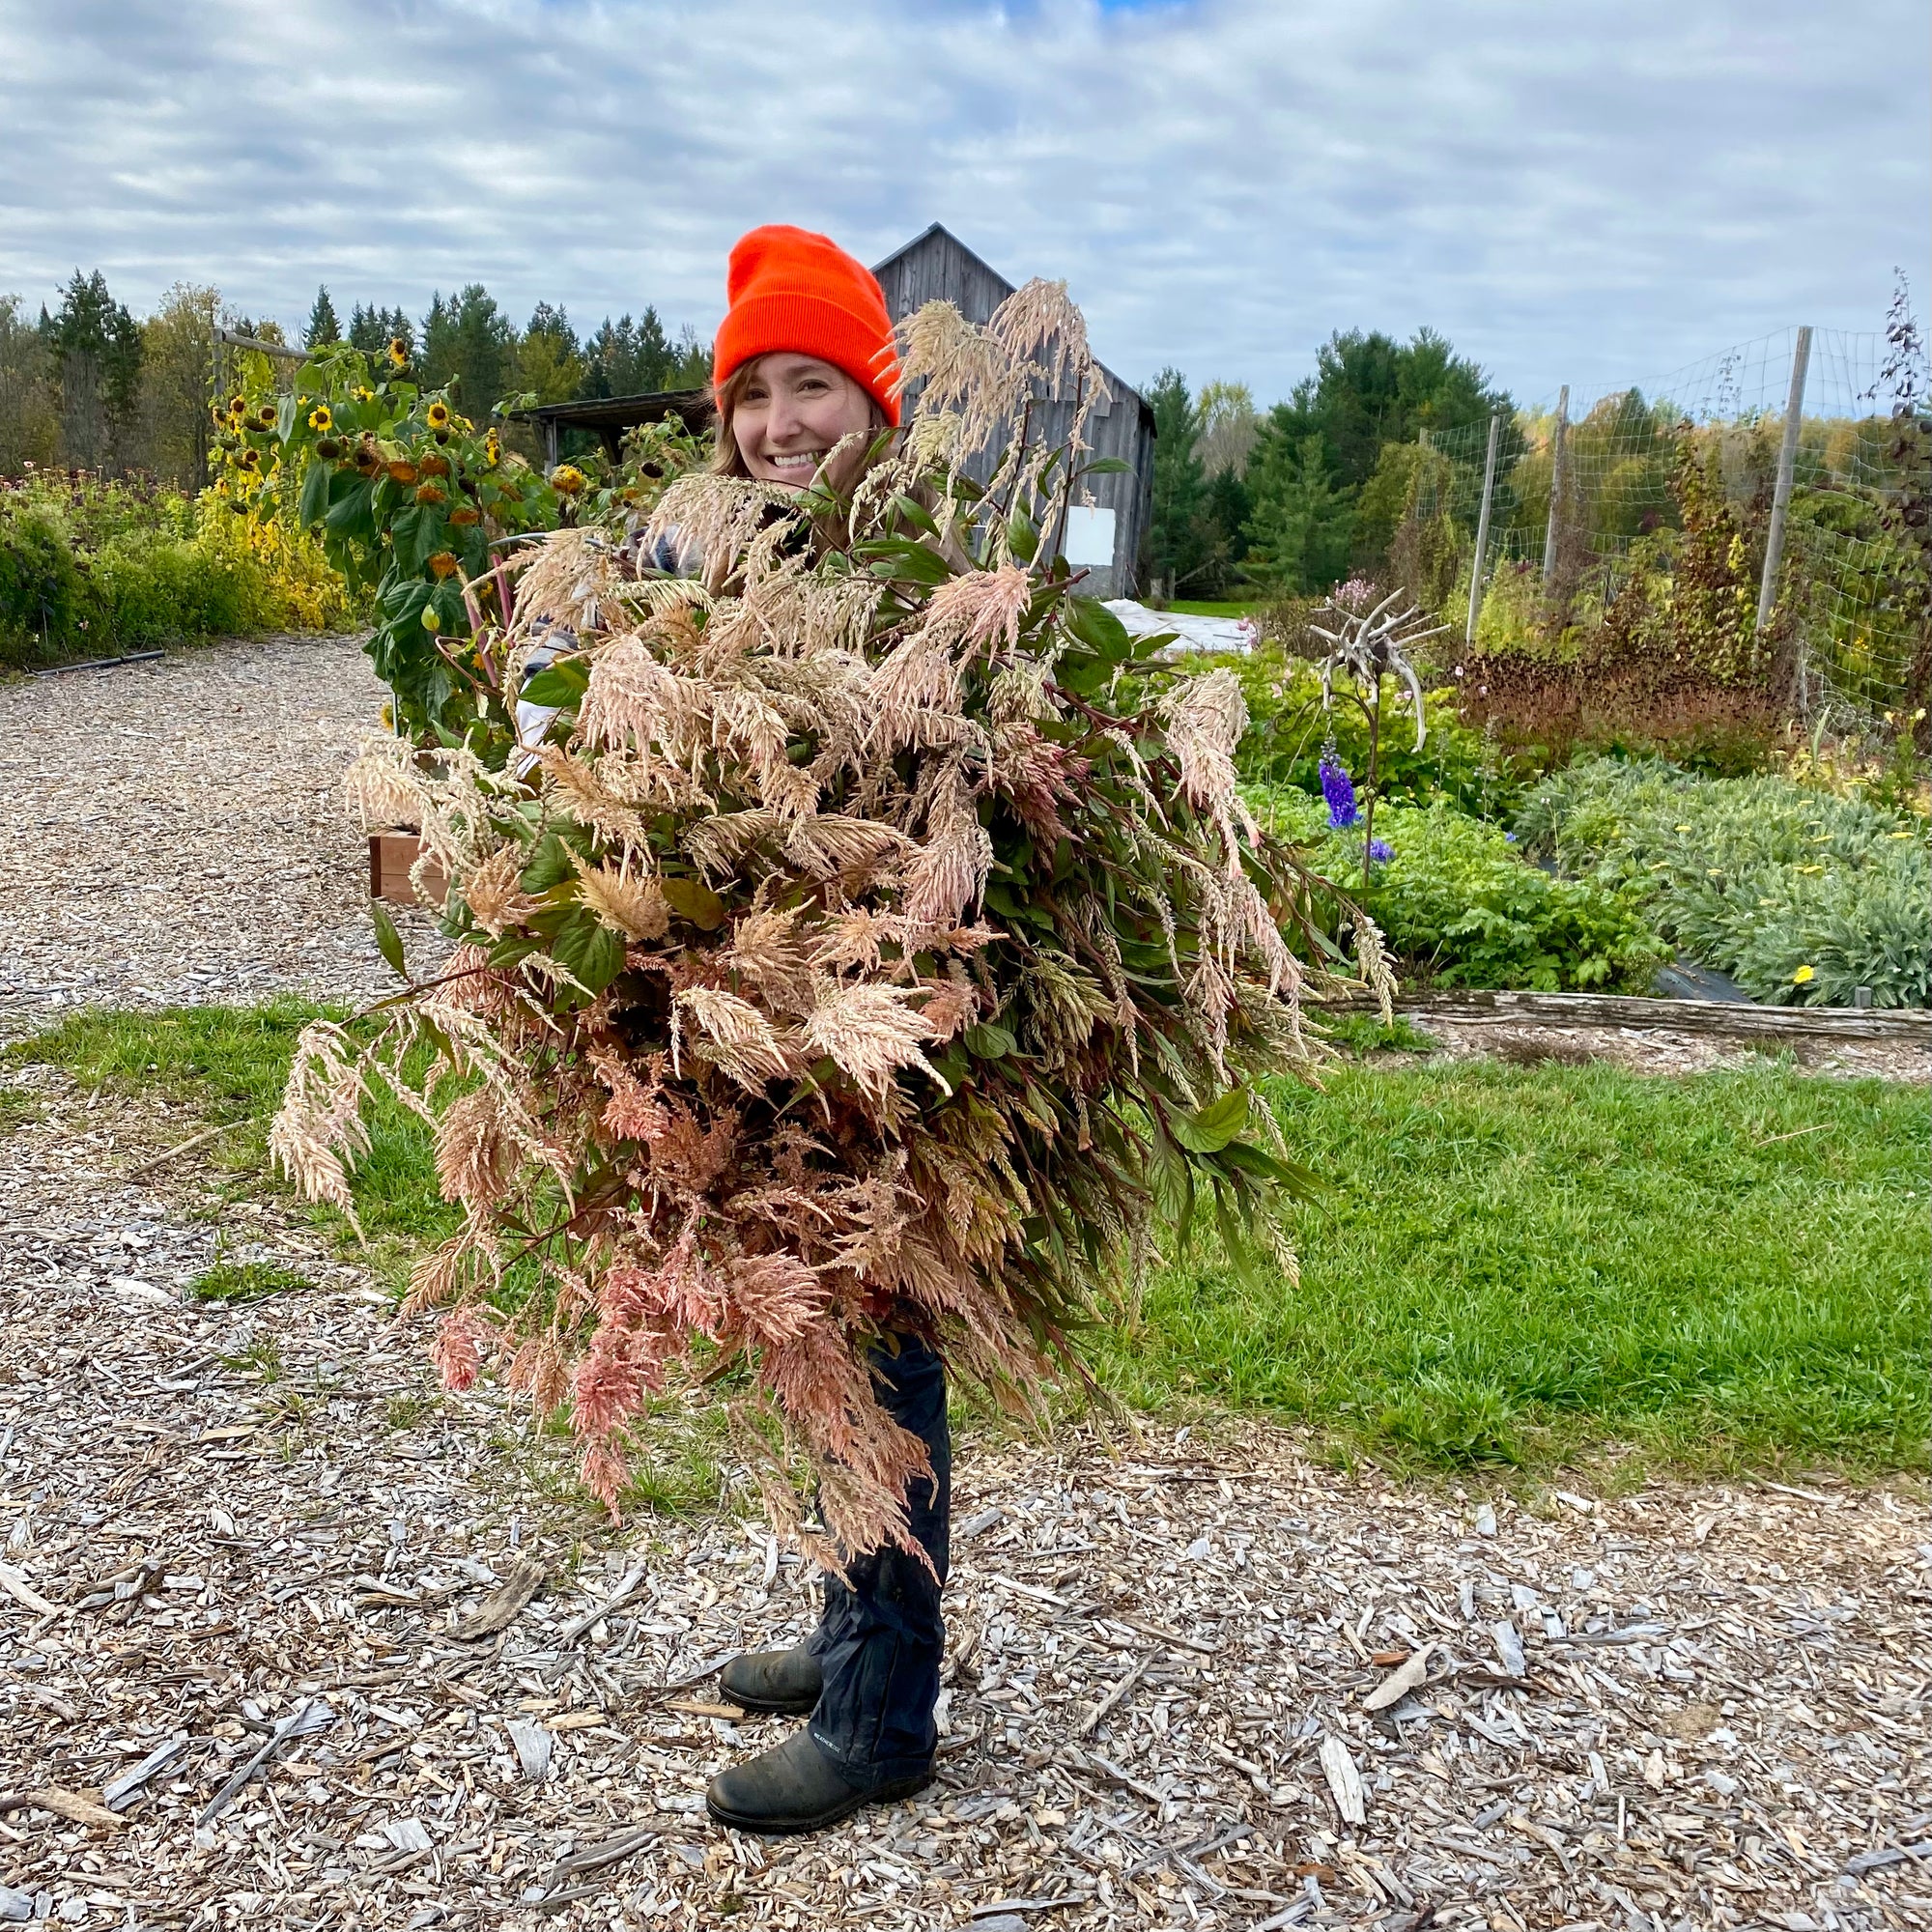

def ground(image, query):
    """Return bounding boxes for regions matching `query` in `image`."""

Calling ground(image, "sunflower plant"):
[270,285,1384,1559]
[219,346,579,737]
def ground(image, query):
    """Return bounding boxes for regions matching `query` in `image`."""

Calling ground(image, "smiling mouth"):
[763,450,824,475]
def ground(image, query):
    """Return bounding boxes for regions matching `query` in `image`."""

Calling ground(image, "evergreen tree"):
[420,285,512,415]
[517,301,583,405]
[41,270,143,469]
[581,305,680,397]
[1244,434,1355,594]
[304,285,342,349]
[1145,367,1206,596]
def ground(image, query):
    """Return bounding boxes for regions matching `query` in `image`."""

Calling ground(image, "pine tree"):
[304,286,342,349]
[42,270,143,469]
[1244,434,1355,594]
[1145,367,1206,597]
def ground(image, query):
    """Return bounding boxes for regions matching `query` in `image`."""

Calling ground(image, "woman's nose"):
[764,393,803,443]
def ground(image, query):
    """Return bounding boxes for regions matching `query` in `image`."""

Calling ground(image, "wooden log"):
[1322,987,1930,1043]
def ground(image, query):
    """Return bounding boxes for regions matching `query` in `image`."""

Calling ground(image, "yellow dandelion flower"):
[1791,965,1815,984]
[426,401,450,429]
[307,405,332,432]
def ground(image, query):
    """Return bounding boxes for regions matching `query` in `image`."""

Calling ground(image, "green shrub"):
[1517,757,1929,1007]
[0,470,349,668]
[1253,786,1669,991]
[1211,643,1513,816]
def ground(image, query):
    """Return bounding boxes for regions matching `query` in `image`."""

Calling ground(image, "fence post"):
[1465,409,1503,646]
[1540,384,1570,582]
[1755,326,1812,636]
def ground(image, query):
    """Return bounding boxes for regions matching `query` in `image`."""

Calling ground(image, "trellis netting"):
[1406,324,1929,721]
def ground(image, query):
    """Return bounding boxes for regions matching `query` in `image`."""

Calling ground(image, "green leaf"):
[297,456,329,528]
[661,876,727,930]
[1169,1088,1251,1153]
[1063,594,1134,662]
[963,1021,1017,1059]
[521,662,590,707]
[551,909,627,994]
[1078,457,1133,476]
[520,831,576,895]
[368,898,407,979]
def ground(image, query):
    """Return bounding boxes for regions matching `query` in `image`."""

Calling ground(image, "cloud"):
[0,0,1923,403]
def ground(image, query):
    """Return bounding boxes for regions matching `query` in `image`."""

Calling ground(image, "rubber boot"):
[718,1646,823,1717]
[704,1727,931,1836]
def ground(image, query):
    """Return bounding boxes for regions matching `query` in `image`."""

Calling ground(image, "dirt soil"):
[0,639,1927,1930]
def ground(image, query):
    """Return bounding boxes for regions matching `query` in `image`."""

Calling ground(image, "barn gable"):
[872,225,1155,599]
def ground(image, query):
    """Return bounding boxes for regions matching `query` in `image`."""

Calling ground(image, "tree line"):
[0,271,715,485]
[1144,328,1511,599]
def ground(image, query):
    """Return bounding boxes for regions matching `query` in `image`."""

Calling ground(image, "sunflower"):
[449,505,480,526]
[256,405,276,429]
[419,452,451,478]
[353,384,375,404]
[482,431,500,469]
[426,551,462,579]
[307,405,332,433]
[426,401,450,429]
[414,482,447,505]
[386,460,419,485]
[387,337,410,368]
[227,394,245,416]
[316,437,343,460]
[549,464,585,497]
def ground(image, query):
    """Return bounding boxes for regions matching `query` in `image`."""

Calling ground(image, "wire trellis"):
[1406,327,1926,719]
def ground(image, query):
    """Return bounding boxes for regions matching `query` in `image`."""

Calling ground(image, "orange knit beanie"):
[712,225,902,427]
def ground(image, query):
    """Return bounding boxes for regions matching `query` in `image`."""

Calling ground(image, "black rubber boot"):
[704,1727,931,1836]
[718,1647,823,1717]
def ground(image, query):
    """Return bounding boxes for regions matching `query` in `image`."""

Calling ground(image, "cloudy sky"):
[1,0,1924,407]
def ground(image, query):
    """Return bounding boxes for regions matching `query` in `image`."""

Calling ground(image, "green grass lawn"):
[1095,1055,1927,1475]
[1164,599,1259,618]
[13,1006,1926,1479]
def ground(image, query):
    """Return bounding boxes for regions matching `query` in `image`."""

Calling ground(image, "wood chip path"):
[0,637,433,1028]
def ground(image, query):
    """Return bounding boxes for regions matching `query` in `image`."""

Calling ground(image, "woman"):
[692,226,953,1839]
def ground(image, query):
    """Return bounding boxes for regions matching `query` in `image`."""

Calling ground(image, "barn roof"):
[871,223,1152,432]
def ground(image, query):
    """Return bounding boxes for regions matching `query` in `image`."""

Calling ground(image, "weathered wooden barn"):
[869,224,1155,598]
[517,224,1155,597]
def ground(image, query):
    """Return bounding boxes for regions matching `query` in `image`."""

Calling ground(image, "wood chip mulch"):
[2,1059,1927,1932]
[0,636,437,1028]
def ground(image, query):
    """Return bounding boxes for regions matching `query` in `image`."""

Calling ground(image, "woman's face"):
[729,354,877,489]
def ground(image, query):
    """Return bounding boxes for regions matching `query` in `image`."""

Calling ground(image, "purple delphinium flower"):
[1368,838,1394,865]
[1319,753,1359,830]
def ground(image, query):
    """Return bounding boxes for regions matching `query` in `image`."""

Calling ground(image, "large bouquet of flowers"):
[272,284,1385,1561]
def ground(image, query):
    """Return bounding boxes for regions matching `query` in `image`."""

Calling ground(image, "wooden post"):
[1540,384,1570,582]
[1464,409,1503,646]
[1755,326,1812,636]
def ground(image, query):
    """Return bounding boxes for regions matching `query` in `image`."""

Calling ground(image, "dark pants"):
[806,1333,950,1788]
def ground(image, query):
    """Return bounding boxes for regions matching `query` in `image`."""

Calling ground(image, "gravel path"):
[0,636,420,1027]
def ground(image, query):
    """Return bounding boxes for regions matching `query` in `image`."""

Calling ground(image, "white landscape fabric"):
[1105,599,1257,655]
